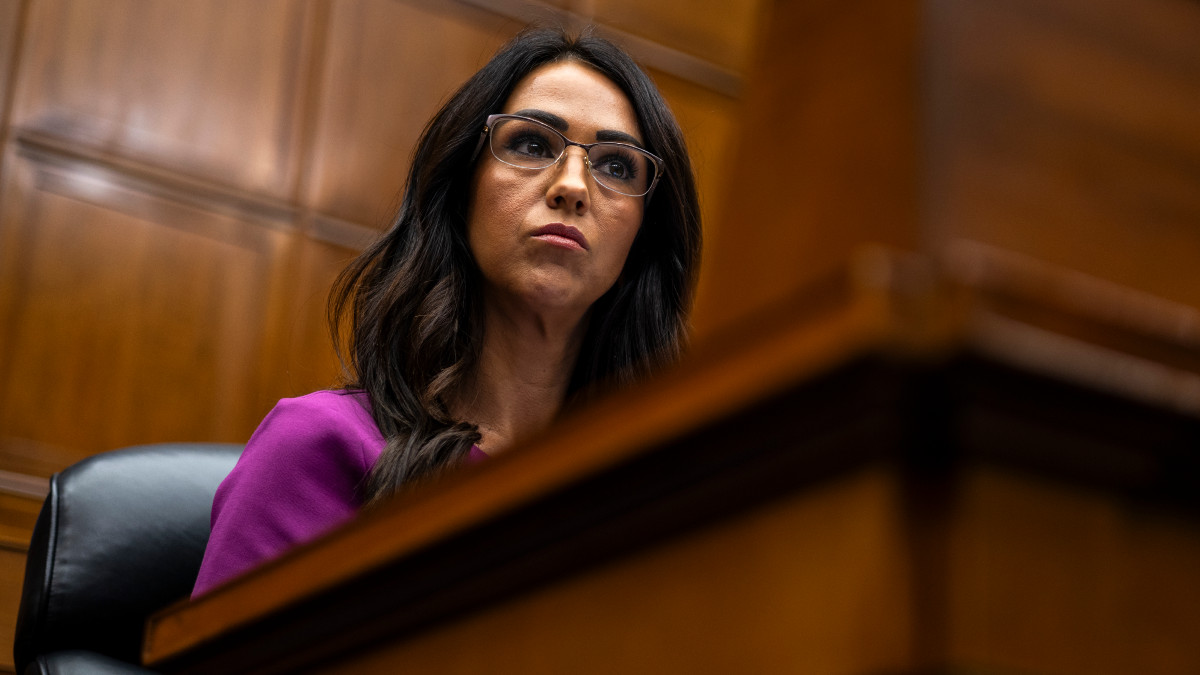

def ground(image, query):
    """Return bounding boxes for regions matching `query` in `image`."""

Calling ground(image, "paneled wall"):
[0,0,765,669]
[690,0,1200,339]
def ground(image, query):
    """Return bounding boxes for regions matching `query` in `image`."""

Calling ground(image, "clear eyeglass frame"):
[471,113,665,198]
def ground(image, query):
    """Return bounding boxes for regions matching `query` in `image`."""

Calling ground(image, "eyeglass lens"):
[489,117,656,196]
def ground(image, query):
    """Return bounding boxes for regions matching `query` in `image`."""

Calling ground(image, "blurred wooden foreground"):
[143,0,1200,673]
[0,0,762,670]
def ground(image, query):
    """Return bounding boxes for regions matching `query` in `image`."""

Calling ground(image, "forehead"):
[501,61,641,142]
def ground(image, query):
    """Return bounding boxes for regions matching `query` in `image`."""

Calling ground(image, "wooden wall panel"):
[690,0,923,340]
[648,69,742,254]
[0,0,23,120]
[690,0,1200,343]
[254,234,355,402]
[9,0,316,198]
[0,542,27,673]
[945,468,1200,675]
[928,0,1200,307]
[0,148,288,475]
[303,0,518,228]
[0,490,38,673]
[0,492,39,549]
[591,0,767,72]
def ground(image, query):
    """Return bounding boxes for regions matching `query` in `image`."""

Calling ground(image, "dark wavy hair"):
[329,27,702,503]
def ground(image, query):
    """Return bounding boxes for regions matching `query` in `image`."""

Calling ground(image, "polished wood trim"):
[590,21,743,98]
[0,536,26,553]
[0,437,79,483]
[15,130,299,235]
[457,0,744,97]
[0,470,46,500]
[944,240,1200,415]
[946,241,1200,351]
[969,314,1200,417]
[309,213,384,252]
[287,0,331,204]
[13,129,382,253]
[0,0,31,197]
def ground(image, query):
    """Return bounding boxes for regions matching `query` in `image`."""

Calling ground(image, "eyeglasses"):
[472,114,664,198]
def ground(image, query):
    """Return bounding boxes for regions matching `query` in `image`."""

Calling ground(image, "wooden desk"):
[144,252,1200,674]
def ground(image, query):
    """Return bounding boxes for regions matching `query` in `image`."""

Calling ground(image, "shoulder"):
[260,390,379,441]
[217,390,387,527]
[193,390,385,596]
[248,390,383,472]
[223,390,385,506]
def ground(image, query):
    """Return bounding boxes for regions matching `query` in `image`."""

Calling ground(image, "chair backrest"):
[13,443,242,672]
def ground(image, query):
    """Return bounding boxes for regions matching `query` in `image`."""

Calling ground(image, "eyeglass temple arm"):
[469,124,490,163]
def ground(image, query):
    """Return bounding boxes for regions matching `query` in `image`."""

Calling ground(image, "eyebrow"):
[510,108,646,148]
[596,129,644,146]
[511,109,568,131]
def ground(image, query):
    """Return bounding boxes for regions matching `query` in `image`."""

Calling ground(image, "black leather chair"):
[13,443,242,675]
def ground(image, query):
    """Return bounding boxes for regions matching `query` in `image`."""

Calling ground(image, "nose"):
[545,146,591,214]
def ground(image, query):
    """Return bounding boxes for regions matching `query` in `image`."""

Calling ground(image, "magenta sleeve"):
[191,391,385,597]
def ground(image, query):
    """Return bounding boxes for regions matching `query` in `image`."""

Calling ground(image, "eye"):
[591,147,641,182]
[506,132,556,159]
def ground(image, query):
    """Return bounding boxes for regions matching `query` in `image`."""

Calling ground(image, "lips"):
[531,223,589,251]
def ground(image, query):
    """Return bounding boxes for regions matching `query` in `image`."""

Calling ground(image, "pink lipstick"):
[531,223,589,251]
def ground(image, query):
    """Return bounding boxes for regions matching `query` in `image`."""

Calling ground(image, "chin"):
[517,277,597,316]
[523,286,584,313]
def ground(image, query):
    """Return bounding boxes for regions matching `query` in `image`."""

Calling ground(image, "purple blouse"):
[192,390,487,597]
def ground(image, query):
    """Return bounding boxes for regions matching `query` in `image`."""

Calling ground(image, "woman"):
[192,27,701,597]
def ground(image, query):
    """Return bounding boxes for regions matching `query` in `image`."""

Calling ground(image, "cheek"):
[596,200,645,282]
[610,201,645,256]
[467,170,527,259]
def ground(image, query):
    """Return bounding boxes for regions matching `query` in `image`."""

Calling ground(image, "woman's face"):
[467,60,645,326]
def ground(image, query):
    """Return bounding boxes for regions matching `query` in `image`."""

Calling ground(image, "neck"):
[454,297,588,454]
